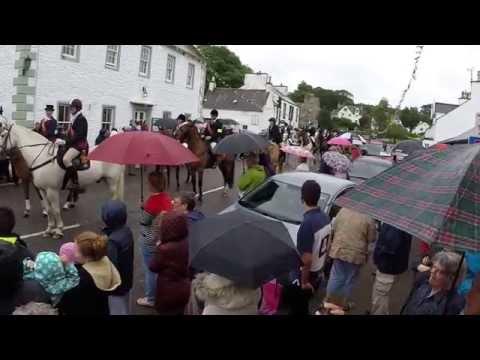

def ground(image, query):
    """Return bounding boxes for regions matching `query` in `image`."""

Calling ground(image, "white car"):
[220,172,355,246]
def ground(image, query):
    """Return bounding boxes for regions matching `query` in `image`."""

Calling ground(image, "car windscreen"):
[350,159,391,180]
[239,180,330,224]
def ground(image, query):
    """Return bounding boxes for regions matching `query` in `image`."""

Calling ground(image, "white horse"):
[0,120,125,239]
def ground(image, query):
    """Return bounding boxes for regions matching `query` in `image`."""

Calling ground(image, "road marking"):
[195,186,225,198]
[21,223,81,240]
[0,182,15,188]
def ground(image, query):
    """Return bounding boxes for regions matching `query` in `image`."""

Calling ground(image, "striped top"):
[139,193,173,251]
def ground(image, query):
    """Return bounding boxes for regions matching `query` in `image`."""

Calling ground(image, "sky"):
[227,45,480,108]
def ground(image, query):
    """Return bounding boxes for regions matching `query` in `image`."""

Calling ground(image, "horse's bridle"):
[0,123,55,171]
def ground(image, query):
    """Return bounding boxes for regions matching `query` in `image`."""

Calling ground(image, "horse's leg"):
[64,190,76,210]
[185,166,190,184]
[166,166,170,189]
[191,169,197,195]
[40,188,54,237]
[23,181,31,218]
[34,185,48,216]
[198,169,204,202]
[46,188,64,239]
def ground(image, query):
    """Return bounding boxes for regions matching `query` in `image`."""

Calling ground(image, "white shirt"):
[296,163,310,172]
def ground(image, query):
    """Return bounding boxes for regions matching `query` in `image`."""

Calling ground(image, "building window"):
[139,46,152,77]
[166,54,176,83]
[57,103,71,132]
[282,103,287,119]
[102,106,115,130]
[296,108,299,122]
[61,45,80,62]
[105,45,120,70]
[288,106,294,121]
[251,115,259,126]
[163,111,172,120]
[186,63,195,88]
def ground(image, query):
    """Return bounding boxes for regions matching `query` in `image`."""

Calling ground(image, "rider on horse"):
[62,98,88,193]
[267,118,282,145]
[38,105,58,142]
[202,109,224,168]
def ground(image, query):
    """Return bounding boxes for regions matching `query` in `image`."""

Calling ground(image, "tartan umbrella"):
[335,144,480,252]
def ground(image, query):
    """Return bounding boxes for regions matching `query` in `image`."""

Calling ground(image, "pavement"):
[0,159,419,315]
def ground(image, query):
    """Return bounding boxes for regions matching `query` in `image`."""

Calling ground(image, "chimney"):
[208,77,216,92]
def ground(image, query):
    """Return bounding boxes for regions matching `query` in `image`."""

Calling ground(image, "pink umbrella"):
[281,145,315,159]
[327,137,352,146]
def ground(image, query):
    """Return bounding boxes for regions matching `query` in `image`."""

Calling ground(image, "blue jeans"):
[141,241,157,303]
[326,259,361,301]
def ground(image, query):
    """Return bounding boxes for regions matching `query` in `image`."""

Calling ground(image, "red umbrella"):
[88,131,199,166]
[327,137,352,146]
[281,145,315,159]
[88,131,199,201]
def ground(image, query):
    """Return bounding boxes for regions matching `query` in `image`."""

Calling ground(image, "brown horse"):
[175,122,235,202]
[267,143,283,174]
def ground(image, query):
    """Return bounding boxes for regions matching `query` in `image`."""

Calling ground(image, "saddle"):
[56,146,91,171]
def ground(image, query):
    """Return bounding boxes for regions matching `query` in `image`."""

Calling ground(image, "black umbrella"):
[188,209,301,288]
[391,140,424,155]
[213,131,270,155]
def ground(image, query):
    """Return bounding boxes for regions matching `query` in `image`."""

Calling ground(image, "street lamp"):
[22,56,31,76]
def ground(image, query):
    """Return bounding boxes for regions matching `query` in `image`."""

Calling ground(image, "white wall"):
[0,45,17,118]
[434,82,480,143]
[242,73,268,90]
[202,108,272,134]
[34,45,205,145]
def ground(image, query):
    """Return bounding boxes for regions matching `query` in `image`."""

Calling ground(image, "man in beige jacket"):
[325,207,377,309]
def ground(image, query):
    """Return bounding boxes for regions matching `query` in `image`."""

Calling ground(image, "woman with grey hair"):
[401,251,466,315]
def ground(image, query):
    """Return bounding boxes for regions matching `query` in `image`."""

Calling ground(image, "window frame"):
[139,46,152,78]
[288,105,294,121]
[251,114,259,126]
[186,62,195,88]
[61,45,80,62]
[282,103,287,119]
[101,105,116,130]
[56,102,71,131]
[105,45,121,71]
[165,54,176,83]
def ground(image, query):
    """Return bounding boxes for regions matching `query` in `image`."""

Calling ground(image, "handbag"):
[259,279,283,315]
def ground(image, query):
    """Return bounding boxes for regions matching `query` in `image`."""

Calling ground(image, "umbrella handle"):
[140,165,144,203]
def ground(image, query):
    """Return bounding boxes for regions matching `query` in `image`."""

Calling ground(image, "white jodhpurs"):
[63,148,81,168]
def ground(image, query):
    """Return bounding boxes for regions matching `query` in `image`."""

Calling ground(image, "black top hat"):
[177,114,186,121]
[45,105,54,112]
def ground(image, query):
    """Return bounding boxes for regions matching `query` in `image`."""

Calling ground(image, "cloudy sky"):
[227,45,480,108]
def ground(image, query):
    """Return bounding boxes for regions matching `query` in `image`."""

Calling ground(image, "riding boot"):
[62,167,73,190]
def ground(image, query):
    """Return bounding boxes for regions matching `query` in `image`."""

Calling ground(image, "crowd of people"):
[1,104,480,316]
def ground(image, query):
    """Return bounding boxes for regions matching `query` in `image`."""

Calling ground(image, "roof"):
[203,88,269,112]
[434,102,458,114]
[269,86,296,105]
[271,172,354,195]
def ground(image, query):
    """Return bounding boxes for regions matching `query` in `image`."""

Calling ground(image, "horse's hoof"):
[23,212,30,218]
[42,210,48,217]
[52,233,63,240]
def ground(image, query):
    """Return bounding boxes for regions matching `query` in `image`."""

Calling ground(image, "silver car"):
[220,172,354,246]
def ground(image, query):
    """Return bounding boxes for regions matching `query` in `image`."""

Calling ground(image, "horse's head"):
[174,121,197,143]
[0,118,16,157]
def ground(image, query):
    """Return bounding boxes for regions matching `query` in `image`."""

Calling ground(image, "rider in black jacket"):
[267,118,282,145]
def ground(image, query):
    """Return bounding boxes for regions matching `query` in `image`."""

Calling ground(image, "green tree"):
[358,115,372,130]
[317,109,334,130]
[289,81,314,103]
[385,123,410,142]
[198,45,253,89]
[333,117,358,131]
[373,98,391,132]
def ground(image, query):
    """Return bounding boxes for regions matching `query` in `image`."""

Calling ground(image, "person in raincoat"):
[57,231,121,315]
[238,153,266,194]
[22,251,80,305]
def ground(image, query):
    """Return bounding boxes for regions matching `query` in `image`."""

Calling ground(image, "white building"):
[432,74,480,143]
[0,45,206,145]
[422,102,459,141]
[331,105,362,124]
[202,73,299,134]
[413,121,430,135]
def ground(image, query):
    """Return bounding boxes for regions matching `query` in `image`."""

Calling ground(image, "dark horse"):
[174,122,235,202]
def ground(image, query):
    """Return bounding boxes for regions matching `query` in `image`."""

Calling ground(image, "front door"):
[132,106,152,130]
